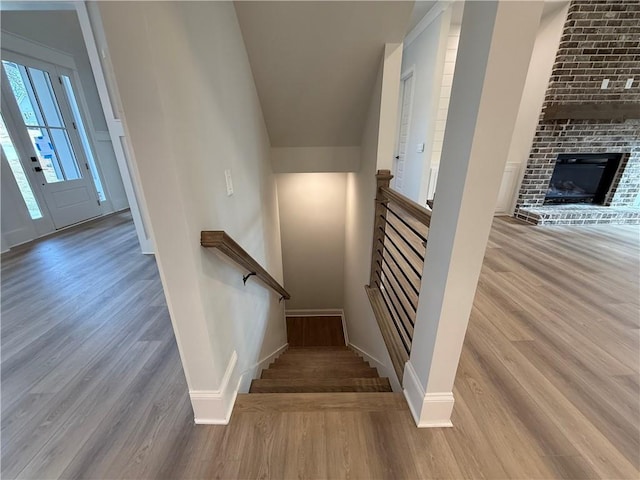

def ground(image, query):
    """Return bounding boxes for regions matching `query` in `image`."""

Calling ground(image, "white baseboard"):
[403,361,454,428]
[190,351,239,425]
[348,343,401,392]
[285,309,349,345]
[255,343,288,371]
[190,343,291,423]
[239,343,290,394]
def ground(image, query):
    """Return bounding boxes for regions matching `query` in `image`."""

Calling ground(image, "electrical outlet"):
[625,78,634,89]
[600,79,610,89]
[224,169,234,196]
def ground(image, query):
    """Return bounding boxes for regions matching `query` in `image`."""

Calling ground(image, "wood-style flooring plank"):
[2,213,638,479]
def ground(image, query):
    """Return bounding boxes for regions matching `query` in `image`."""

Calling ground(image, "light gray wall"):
[271,147,360,173]
[99,1,287,409]
[397,9,451,203]
[1,10,128,212]
[343,47,403,390]
[276,173,347,310]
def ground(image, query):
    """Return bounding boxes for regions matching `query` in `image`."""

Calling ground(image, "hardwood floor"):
[2,212,638,479]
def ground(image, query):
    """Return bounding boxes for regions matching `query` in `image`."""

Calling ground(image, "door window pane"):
[3,61,84,184]
[0,114,42,219]
[28,68,63,127]
[2,61,43,126]
[49,129,80,180]
[61,76,105,201]
[27,127,63,183]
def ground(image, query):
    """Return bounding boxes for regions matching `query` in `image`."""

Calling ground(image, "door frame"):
[393,66,416,194]
[0,94,54,238]
[0,1,154,253]
[1,54,103,229]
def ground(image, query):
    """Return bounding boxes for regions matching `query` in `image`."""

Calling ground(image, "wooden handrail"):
[380,186,431,227]
[201,231,291,300]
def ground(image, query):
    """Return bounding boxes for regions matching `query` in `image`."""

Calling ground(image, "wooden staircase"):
[249,347,392,393]
[234,316,404,416]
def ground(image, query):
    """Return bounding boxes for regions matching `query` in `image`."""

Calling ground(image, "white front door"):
[1,56,100,229]
[394,71,414,194]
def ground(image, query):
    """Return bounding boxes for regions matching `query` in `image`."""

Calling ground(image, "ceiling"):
[406,1,437,32]
[234,1,414,147]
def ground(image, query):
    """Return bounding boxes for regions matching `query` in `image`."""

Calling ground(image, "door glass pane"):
[27,127,63,183]
[28,68,63,127]
[2,61,44,126]
[0,114,43,219]
[61,76,106,201]
[49,129,80,180]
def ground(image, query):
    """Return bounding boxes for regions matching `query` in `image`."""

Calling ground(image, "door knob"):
[395,155,400,160]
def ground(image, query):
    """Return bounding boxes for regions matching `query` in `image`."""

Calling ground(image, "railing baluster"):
[366,169,432,386]
[369,170,393,287]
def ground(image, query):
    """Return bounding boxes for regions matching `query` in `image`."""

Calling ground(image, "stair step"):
[272,357,368,367]
[284,347,350,353]
[234,393,407,413]
[279,351,359,358]
[261,366,378,379]
[249,377,392,393]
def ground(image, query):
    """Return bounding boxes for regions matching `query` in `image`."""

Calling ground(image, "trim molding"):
[255,343,288,376]
[0,31,77,70]
[94,130,111,142]
[348,343,401,392]
[404,1,452,50]
[403,361,454,428]
[238,342,289,393]
[190,351,239,425]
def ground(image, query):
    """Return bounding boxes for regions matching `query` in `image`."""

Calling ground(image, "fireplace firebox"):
[544,153,622,205]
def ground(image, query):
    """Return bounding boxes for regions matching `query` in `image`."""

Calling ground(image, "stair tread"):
[263,366,377,373]
[261,367,378,378]
[278,351,360,357]
[272,359,369,367]
[284,347,350,352]
[250,377,392,393]
[234,393,406,412]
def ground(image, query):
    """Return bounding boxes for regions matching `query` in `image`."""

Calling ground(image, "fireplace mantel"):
[543,103,640,121]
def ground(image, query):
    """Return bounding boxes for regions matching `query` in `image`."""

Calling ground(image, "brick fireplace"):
[514,0,640,225]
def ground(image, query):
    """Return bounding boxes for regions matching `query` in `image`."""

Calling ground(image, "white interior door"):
[1,55,100,229]
[393,72,414,194]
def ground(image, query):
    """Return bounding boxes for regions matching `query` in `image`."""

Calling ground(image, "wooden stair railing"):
[201,231,291,300]
[366,170,431,384]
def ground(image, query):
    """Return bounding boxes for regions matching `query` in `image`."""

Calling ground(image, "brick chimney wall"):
[515,0,640,224]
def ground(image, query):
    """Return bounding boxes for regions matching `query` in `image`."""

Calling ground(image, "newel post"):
[369,169,393,287]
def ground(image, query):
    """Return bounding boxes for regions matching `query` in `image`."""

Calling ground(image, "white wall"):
[426,3,570,216]
[99,1,286,423]
[271,147,360,173]
[276,173,346,310]
[396,8,451,203]
[1,10,129,213]
[427,24,459,191]
[343,44,404,390]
